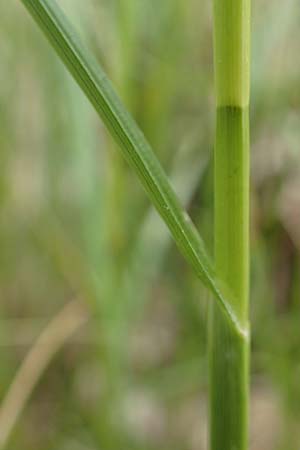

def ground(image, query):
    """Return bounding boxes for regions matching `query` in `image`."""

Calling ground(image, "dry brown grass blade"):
[0,300,89,449]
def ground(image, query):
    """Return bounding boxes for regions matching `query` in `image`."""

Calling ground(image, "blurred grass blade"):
[0,300,88,449]
[19,0,244,335]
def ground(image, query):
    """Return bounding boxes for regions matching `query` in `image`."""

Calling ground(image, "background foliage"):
[0,0,300,449]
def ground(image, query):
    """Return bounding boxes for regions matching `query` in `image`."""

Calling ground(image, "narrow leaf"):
[19,0,244,335]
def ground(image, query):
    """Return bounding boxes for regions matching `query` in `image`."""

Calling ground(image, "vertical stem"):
[210,0,250,449]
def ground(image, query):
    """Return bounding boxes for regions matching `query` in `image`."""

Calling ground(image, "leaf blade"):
[20,0,244,335]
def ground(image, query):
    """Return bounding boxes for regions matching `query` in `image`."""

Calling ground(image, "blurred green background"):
[0,0,300,449]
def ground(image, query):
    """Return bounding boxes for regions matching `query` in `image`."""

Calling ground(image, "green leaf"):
[19,0,245,335]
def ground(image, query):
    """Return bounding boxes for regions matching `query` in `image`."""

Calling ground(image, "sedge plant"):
[18,0,251,448]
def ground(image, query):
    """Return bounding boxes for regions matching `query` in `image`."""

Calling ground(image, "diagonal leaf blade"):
[19,0,245,335]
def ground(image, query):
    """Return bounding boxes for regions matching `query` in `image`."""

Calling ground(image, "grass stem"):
[210,0,251,448]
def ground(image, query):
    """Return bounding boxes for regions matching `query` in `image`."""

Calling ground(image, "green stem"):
[213,0,250,108]
[210,0,251,449]
[210,107,250,450]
